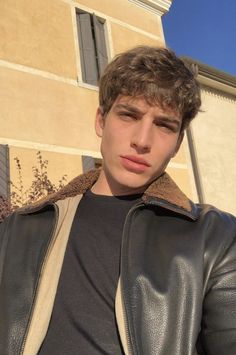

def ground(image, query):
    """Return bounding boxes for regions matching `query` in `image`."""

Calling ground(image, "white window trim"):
[72,7,111,88]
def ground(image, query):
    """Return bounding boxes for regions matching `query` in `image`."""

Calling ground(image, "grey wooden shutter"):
[82,156,95,173]
[93,14,108,77]
[77,13,98,85]
[0,145,10,199]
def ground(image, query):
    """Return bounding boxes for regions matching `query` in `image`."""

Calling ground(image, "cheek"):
[101,131,114,149]
[154,137,177,154]
[151,140,178,167]
[102,124,124,146]
[100,131,115,159]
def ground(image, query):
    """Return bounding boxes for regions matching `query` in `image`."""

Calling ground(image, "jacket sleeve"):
[200,228,236,354]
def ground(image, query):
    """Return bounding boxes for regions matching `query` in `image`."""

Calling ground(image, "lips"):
[120,155,150,173]
[122,155,150,166]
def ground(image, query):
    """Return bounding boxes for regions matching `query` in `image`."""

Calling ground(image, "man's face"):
[94,95,183,195]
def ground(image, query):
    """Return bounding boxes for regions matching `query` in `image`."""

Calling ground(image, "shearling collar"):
[20,169,197,218]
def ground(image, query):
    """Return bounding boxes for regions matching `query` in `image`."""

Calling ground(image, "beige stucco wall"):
[190,88,236,214]
[0,66,100,152]
[0,0,77,78]
[111,23,163,54]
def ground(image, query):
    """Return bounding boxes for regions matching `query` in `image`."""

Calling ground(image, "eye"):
[155,121,178,133]
[118,111,138,121]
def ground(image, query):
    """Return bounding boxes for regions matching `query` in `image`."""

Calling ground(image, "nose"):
[130,120,152,153]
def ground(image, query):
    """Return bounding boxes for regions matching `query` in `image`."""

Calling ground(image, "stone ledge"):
[129,0,172,16]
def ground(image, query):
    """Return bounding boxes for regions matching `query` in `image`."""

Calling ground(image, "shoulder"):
[193,204,236,245]
[194,204,236,263]
[196,203,236,229]
[0,203,56,246]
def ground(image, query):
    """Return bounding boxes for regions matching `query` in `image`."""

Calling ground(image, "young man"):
[1,46,236,355]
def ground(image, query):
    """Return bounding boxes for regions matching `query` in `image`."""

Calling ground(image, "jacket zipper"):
[121,289,133,355]
[20,203,59,355]
[120,202,144,355]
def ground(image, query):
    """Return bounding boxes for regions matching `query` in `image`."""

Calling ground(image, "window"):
[0,145,10,199]
[76,11,108,85]
[82,156,102,173]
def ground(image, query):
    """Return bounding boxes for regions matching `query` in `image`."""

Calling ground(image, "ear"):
[95,107,105,138]
[172,131,184,157]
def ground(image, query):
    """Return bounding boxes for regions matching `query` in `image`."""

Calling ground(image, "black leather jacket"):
[1,170,236,355]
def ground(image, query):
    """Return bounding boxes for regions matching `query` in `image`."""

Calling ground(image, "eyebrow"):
[114,103,181,128]
[114,103,142,116]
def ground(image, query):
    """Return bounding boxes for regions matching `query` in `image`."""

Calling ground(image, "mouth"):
[120,155,151,173]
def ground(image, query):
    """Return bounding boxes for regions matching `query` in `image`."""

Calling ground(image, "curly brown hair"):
[99,46,201,130]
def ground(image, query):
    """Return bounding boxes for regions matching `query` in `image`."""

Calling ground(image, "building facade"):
[185,60,236,215]
[1,0,235,214]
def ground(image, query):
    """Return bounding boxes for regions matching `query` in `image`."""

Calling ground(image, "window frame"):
[76,9,109,86]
